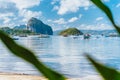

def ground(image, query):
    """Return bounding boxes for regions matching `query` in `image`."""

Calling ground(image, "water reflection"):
[0,36,120,77]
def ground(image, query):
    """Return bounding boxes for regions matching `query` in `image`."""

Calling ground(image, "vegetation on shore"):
[0,27,35,36]
[59,28,83,36]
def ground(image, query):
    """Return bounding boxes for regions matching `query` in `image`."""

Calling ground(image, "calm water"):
[0,36,120,78]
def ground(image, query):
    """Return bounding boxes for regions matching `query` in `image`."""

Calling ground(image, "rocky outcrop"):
[27,17,53,35]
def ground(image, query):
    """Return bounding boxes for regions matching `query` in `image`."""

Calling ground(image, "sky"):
[0,0,120,31]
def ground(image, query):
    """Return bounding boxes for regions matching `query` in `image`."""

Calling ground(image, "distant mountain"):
[81,30,117,35]
[27,17,53,35]
[54,29,117,36]
[13,25,26,30]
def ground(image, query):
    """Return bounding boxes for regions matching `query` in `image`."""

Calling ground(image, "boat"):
[105,33,120,37]
[83,34,90,39]
[19,34,27,37]
[12,37,19,40]
[38,34,50,38]
[12,36,19,40]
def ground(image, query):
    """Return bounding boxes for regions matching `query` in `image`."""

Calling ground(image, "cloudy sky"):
[0,0,120,30]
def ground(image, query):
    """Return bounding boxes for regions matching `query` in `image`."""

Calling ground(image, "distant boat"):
[73,36,78,39]
[19,34,27,37]
[70,35,79,39]
[84,34,90,39]
[28,35,39,38]
[62,33,68,37]
[13,37,19,40]
[105,33,120,37]
[12,36,19,40]
[38,34,50,38]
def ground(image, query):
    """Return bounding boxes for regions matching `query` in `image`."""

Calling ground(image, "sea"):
[0,35,120,79]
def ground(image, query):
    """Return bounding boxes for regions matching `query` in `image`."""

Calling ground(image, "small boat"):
[106,33,120,37]
[12,37,19,40]
[73,36,78,39]
[19,34,27,37]
[84,34,90,39]
[38,34,50,38]
[12,36,19,40]
[62,33,68,37]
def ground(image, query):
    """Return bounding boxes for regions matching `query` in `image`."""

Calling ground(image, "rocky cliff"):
[27,17,53,35]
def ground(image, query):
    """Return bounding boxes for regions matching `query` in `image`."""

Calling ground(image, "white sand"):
[0,72,103,80]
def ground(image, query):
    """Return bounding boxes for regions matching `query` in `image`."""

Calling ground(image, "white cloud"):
[50,17,79,24]
[52,24,69,31]
[84,7,89,10]
[51,0,59,5]
[78,23,113,30]
[0,13,15,25]
[0,1,18,13]
[0,13,14,18]
[56,0,109,15]
[0,0,40,10]
[53,18,66,24]
[47,19,52,22]
[79,14,83,18]
[0,23,16,28]
[10,0,40,9]
[68,17,78,23]
[57,0,91,15]
[96,17,103,21]
[116,3,120,8]
[53,6,59,11]
[49,15,81,25]
[19,9,42,22]
[3,17,11,24]
[0,0,42,27]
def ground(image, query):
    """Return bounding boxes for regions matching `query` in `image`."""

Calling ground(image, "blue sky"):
[0,0,120,31]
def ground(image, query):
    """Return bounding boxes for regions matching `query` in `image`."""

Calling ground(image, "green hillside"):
[59,28,83,36]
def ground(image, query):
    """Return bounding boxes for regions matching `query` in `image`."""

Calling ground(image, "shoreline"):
[0,72,102,80]
[0,72,46,80]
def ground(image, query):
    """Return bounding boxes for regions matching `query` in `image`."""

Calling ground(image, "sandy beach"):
[0,72,103,80]
[0,72,46,80]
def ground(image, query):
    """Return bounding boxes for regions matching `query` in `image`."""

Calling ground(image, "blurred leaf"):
[89,1,120,79]
[91,0,120,34]
[86,54,120,80]
[0,30,66,80]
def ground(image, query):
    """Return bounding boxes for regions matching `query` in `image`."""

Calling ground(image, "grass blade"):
[0,30,66,80]
[91,0,120,34]
[86,54,120,80]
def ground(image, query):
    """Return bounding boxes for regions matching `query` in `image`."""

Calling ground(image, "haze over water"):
[0,36,120,78]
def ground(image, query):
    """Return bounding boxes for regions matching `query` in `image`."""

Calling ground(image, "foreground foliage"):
[0,0,120,80]
[86,0,120,80]
[0,31,66,80]
[0,27,33,35]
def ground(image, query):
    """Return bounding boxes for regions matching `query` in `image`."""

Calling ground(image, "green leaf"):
[86,54,120,80]
[0,30,66,80]
[88,0,120,80]
[91,0,120,34]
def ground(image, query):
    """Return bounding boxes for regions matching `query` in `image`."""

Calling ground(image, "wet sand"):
[0,72,102,80]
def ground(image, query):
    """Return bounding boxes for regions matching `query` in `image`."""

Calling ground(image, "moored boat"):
[38,34,50,38]
[84,34,90,39]
[12,36,19,40]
